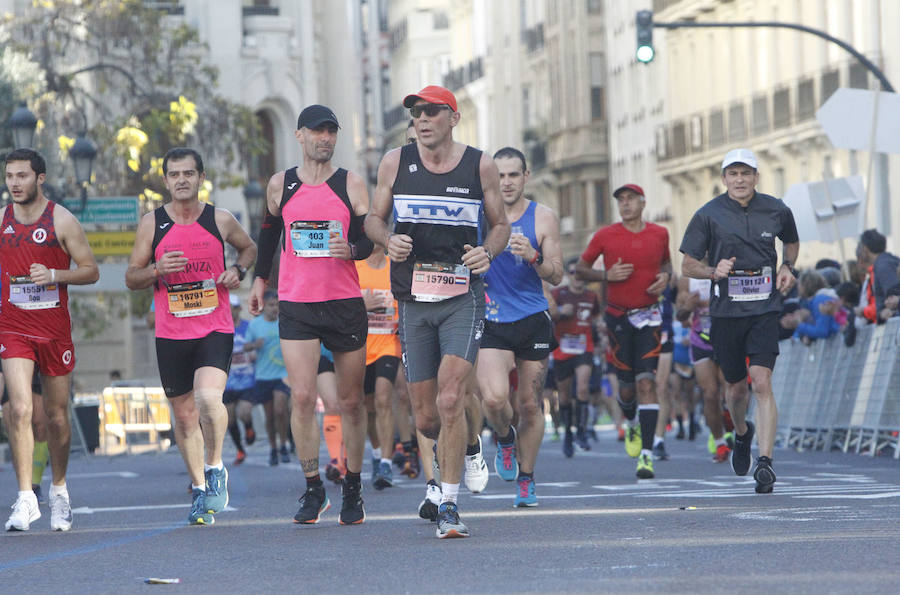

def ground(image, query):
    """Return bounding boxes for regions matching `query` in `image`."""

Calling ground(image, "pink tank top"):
[278,168,362,303]
[152,204,234,340]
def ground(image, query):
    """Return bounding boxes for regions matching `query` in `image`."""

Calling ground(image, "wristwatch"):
[531,252,544,266]
[781,260,797,276]
[232,264,247,281]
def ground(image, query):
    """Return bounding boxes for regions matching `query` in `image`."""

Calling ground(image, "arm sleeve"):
[349,212,374,260]
[254,212,283,281]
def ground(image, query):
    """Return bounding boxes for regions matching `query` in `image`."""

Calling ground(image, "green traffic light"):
[636,45,654,63]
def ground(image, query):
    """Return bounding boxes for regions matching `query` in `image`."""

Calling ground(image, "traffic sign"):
[816,88,900,153]
[63,197,140,226]
[784,176,864,242]
[86,231,136,256]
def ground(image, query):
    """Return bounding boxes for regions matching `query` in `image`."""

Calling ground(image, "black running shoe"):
[575,429,592,451]
[753,455,776,493]
[652,442,669,461]
[562,433,574,458]
[293,485,330,524]
[339,480,365,525]
[731,421,755,476]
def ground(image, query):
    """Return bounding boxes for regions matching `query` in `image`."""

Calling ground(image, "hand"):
[780,312,801,330]
[462,243,491,275]
[328,232,353,260]
[157,250,188,276]
[387,233,413,262]
[248,277,267,316]
[776,262,797,294]
[559,303,575,318]
[508,233,534,260]
[216,267,241,290]
[818,300,840,316]
[362,289,388,311]
[713,257,736,280]
[885,295,900,311]
[646,271,669,296]
[606,257,634,282]
[28,263,52,286]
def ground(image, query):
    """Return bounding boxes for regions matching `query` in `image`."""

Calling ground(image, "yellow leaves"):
[115,125,149,172]
[140,188,163,202]
[149,157,164,178]
[198,180,213,204]
[31,0,57,9]
[58,134,74,161]
[169,95,198,136]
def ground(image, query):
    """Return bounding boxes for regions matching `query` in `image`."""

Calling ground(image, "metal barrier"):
[773,318,900,459]
[99,386,173,455]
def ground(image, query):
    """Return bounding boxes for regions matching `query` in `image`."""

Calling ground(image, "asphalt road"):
[2,427,899,593]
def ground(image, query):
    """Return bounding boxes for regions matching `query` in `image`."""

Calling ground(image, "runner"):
[126,147,256,525]
[249,104,373,525]
[1,148,99,532]
[680,148,798,493]
[366,85,509,538]
[575,183,671,479]
[476,146,563,507]
[222,294,256,465]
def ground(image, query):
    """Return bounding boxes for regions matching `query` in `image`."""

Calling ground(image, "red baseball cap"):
[613,183,645,198]
[403,85,458,112]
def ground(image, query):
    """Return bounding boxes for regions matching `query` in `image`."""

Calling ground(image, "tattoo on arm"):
[300,458,319,474]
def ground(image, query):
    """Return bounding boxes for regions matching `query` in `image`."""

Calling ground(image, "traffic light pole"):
[654,21,893,92]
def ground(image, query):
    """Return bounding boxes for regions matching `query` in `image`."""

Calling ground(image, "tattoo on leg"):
[530,372,545,408]
[300,458,319,474]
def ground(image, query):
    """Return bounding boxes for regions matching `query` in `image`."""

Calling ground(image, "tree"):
[0,0,267,208]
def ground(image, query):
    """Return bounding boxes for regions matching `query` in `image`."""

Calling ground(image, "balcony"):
[243,5,278,17]
[443,56,484,92]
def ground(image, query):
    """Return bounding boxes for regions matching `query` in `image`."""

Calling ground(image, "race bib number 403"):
[290,220,343,257]
[9,275,60,310]
[411,262,470,303]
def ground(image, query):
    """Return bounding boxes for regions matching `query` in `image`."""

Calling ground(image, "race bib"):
[8,275,60,310]
[367,290,398,334]
[698,314,712,335]
[559,333,587,355]
[290,220,343,257]
[411,262,470,303]
[627,304,662,329]
[727,267,772,302]
[167,279,219,318]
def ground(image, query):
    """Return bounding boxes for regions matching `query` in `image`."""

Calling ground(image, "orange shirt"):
[355,258,401,365]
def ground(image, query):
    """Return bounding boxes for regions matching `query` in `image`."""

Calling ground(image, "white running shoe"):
[49,490,73,532]
[464,435,489,493]
[6,493,40,531]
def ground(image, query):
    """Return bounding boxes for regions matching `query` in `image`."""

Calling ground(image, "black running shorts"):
[710,312,779,384]
[481,310,557,361]
[364,355,400,395]
[604,311,661,384]
[156,332,234,398]
[279,298,367,353]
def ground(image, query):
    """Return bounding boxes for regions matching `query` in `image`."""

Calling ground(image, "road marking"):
[72,504,239,514]
[67,471,139,479]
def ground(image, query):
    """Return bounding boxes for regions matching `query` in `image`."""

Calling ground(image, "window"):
[587,0,602,14]
[559,184,571,219]
[522,86,531,129]
[708,110,724,147]
[593,181,608,224]
[589,53,604,121]
[797,78,815,121]
[751,95,769,135]
[728,103,746,142]
[773,87,791,128]
[849,63,868,89]
[820,69,839,105]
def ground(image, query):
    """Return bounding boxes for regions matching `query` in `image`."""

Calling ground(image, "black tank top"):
[390,143,484,300]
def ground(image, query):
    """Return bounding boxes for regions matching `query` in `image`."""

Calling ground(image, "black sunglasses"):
[410,104,451,118]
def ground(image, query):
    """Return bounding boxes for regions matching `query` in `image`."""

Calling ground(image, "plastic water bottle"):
[511,225,524,265]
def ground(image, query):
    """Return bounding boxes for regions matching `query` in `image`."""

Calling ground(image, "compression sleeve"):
[255,212,282,280]
[348,212,374,260]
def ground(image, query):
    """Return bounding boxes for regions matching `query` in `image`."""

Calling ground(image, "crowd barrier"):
[98,386,173,455]
[771,317,900,459]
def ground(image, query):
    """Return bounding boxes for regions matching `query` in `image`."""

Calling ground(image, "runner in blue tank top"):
[476,147,563,507]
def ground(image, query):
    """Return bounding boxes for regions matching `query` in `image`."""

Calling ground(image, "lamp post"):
[9,102,38,149]
[69,132,97,212]
[243,178,265,239]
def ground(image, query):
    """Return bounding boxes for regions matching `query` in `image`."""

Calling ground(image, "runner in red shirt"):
[1,149,99,532]
[575,183,671,479]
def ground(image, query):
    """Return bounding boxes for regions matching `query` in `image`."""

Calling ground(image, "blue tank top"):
[484,201,549,323]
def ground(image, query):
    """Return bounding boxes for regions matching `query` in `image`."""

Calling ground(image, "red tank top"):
[0,201,72,340]
[151,204,233,340]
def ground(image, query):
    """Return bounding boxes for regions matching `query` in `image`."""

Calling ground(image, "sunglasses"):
[409,104,451,118]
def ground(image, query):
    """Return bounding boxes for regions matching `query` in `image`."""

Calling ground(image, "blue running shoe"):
[373,460,394,490]
[435,502,469,539]
[514,476,538,507]
[205,466,229,514]
[494,427,519,481]
[189,488,213,525]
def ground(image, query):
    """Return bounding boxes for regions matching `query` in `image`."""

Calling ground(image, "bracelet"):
[710,267,716,281]
[50,269,55,284]
[484,247,493,263]
[152,263,159,279]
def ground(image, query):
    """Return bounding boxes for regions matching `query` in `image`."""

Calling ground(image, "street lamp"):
[69,132,97,211]
[9,102,38,149]
[243,178,265,239]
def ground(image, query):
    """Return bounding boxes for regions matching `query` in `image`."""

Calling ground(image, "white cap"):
[229,294,240,307]
[722,148,758,170]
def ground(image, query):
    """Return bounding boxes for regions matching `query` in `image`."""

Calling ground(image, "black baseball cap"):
[297,104,340,130]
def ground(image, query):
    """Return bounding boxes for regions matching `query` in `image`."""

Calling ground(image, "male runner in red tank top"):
[2,149,99,532]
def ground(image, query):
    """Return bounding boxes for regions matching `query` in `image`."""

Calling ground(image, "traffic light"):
[636,10,654,63]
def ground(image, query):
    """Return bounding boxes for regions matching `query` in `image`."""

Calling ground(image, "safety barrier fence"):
[772,317,900,459]
[88,386,172,455]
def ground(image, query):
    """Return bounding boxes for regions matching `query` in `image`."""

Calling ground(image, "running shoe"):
[587,428,599,442]
[713,443,731,463]
[244,426,256,445]
[514,476,538,507]
[392,443,406,468]
[562,432,574,458]
[293,485,330,524]
[725,431,735,449]
[234,450,246,466]
[204,466,229,513]
[617,426,626,441]
[339,480,365,525]
[753,456,776,494]
[5,492,40,531]
[402,448,420,478]
[688,420,700,441]
[551,431,560,442]
[652,441,669,461]
[625,425,642,458]
[373,460,394,490]
[325,459,344,484]
[575,428,592,451]
[707,432,717,454]
[32,483,45,505]
[418,480,441,522]
[636,453,655,479]
[280,444,291,464]
[435,502,469,539]
[49,490,72,532]
[494,428,519,482]
[675,426,685,440]
[464,435,489,493]
[731,421,755,476]
[722,409,734,432]
[189,488,213,525]
[269,448,279,467]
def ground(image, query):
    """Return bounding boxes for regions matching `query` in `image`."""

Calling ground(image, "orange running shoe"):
[234,450,246,465]
[617,426,626,441]
[713,443,731,463]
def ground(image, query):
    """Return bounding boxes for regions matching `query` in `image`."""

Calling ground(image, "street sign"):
[63,197,140,226]
[783,176,864,242]
[86,231,135,256]
[816,88,900,153]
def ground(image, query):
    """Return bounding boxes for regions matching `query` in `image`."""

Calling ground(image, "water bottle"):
[511,225,524,265]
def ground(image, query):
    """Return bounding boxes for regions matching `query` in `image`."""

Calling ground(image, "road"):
[2,427,899,593]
